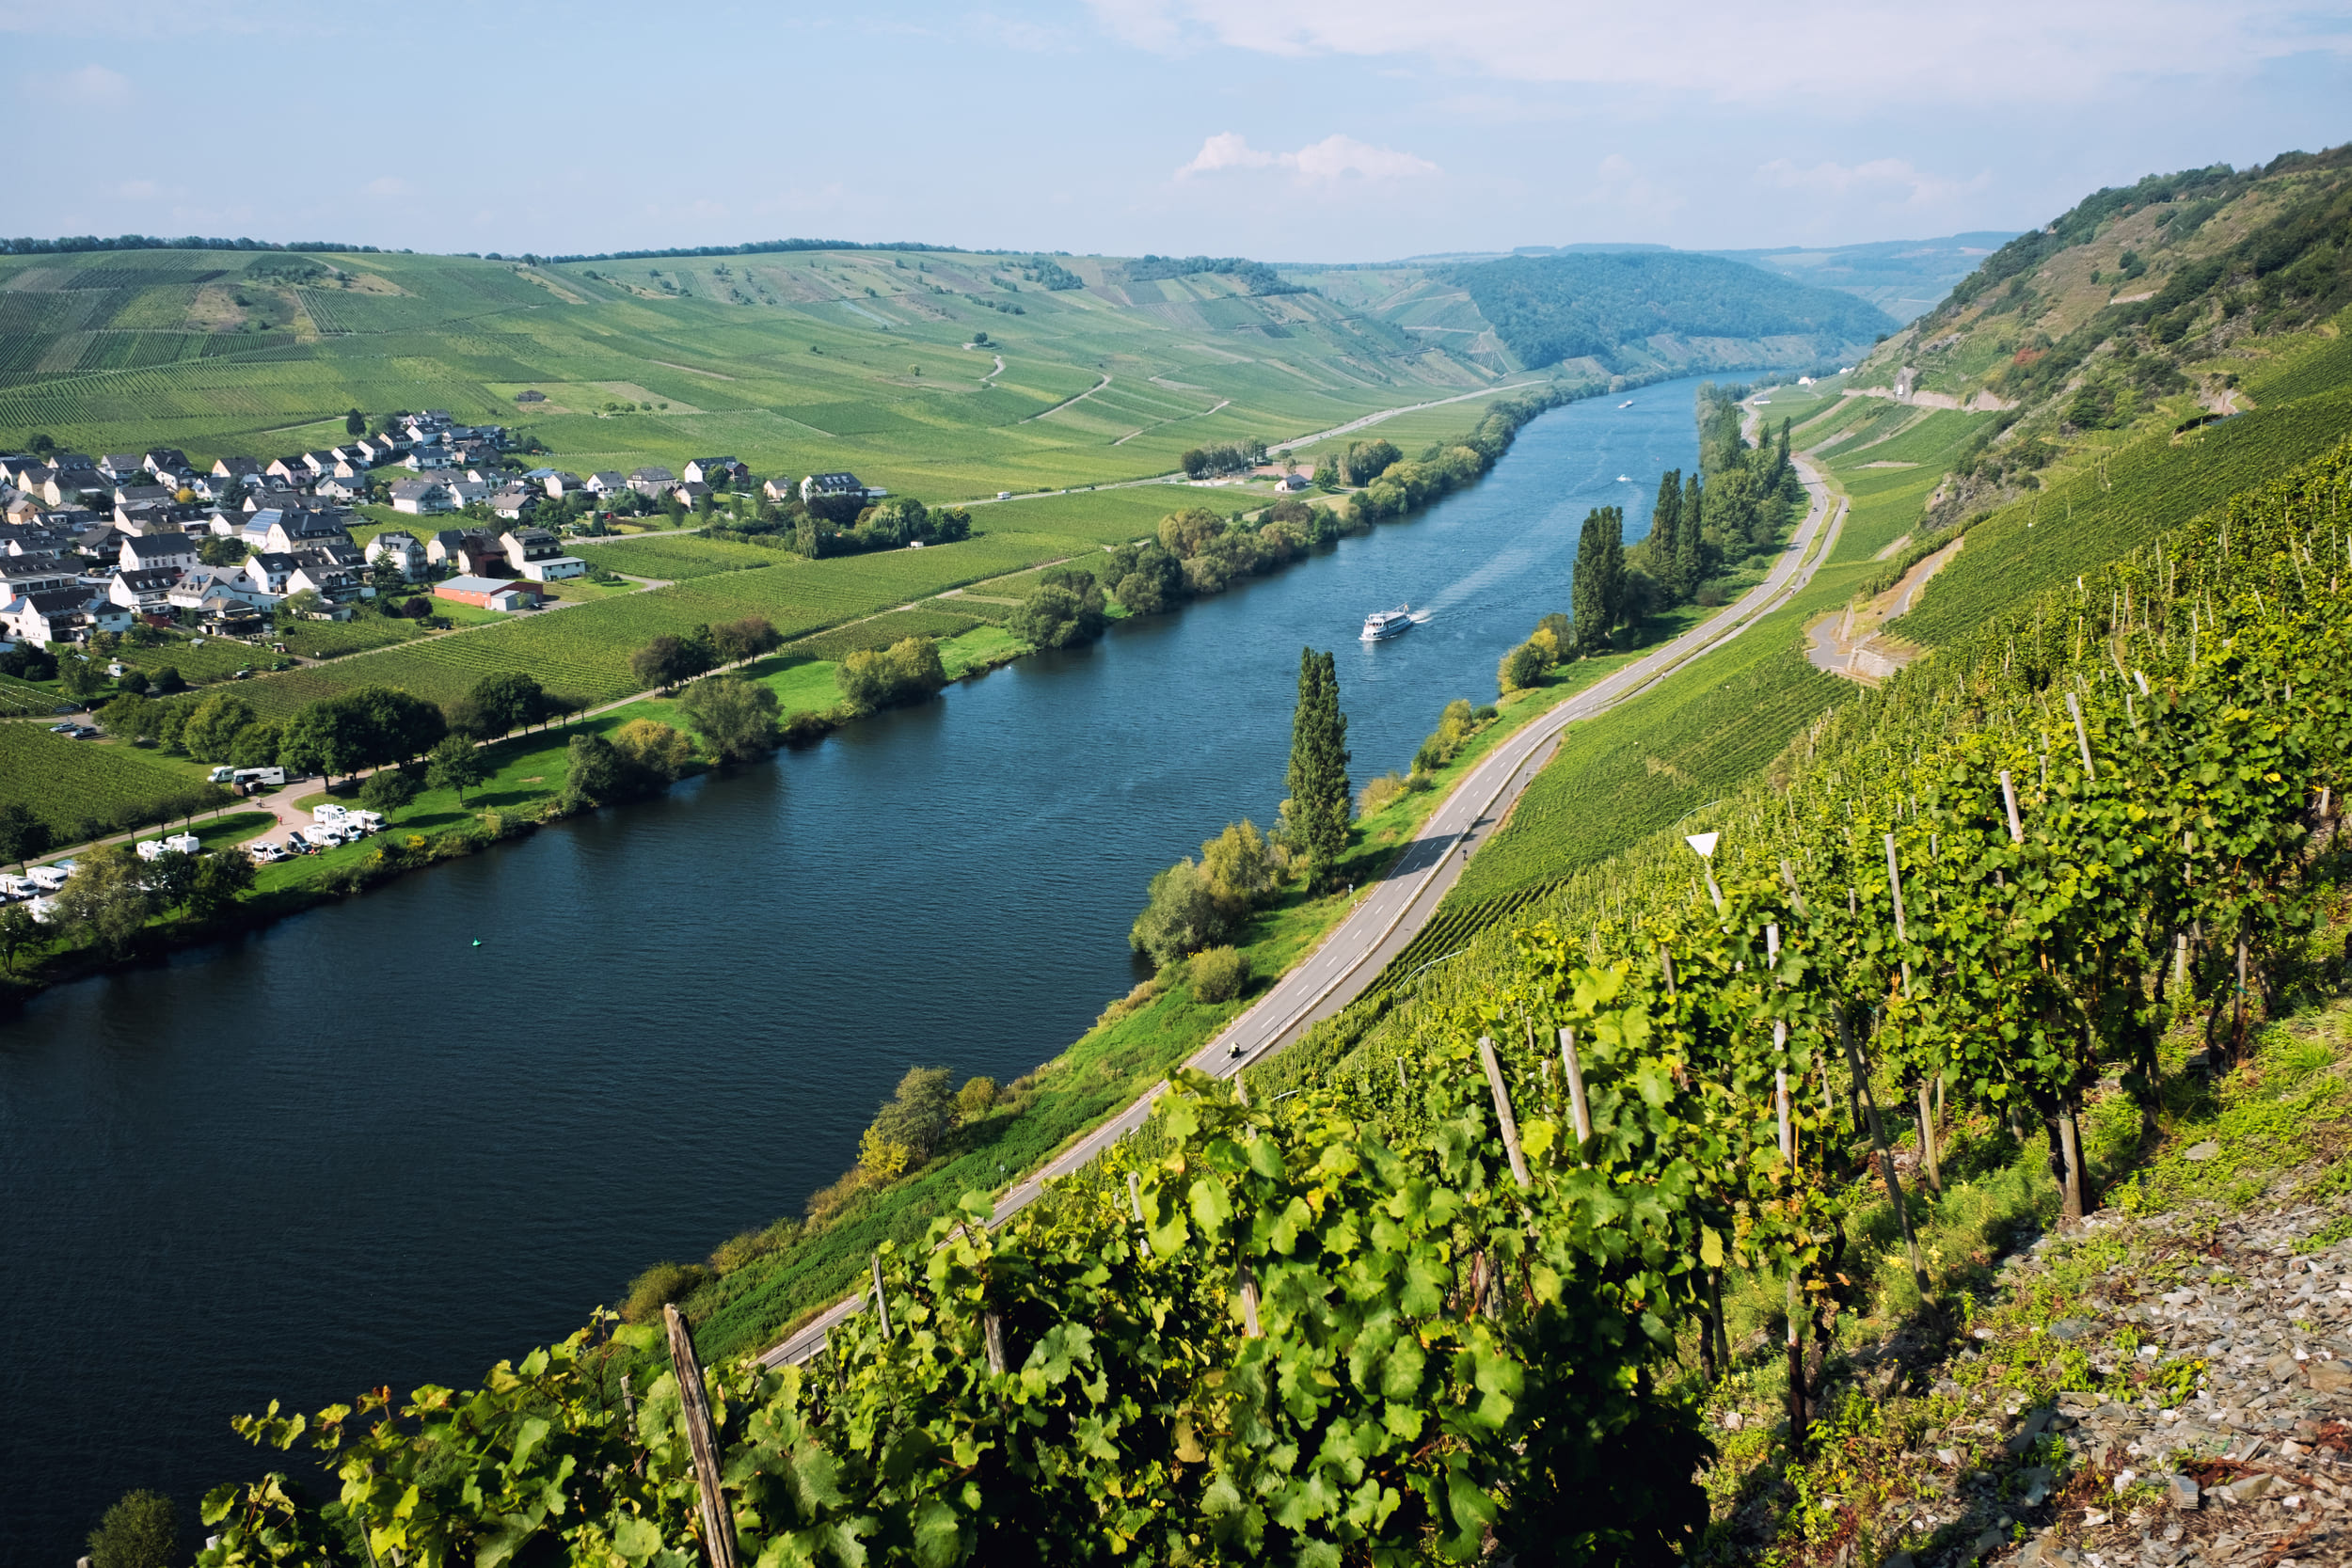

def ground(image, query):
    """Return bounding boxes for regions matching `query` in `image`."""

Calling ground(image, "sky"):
[7,0,2349,261]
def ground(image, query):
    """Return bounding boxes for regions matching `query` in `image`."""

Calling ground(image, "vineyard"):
[0,726,216,839]
[199,425,2352,1567]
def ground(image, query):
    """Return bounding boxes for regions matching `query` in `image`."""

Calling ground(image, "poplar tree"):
[1570,505,1626,655]
[1649,469,1682,604]
[1285,647,1350,886]
[1676,471,1707,600]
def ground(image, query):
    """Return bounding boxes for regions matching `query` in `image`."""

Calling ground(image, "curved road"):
[761,443,1848,1368]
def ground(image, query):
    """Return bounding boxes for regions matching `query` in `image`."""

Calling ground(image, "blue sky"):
[8,0,2348,260]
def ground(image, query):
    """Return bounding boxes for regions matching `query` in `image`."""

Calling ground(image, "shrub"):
[1095,976,1164,1028]
[358,768,421,813]
[711,1218,799,1274]
[838,637,948,710]
[955,1075,1000,1123]
[1357,771,1410,816]
[1129,858,1235,968]
[1498,638,1549,693]
[620,1260,708,1323]
[857,1125,912,1180]
[87,1488,177,1568]
[1190,945,1252,1003]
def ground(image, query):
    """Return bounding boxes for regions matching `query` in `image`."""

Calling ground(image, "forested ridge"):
[195,424,2352,1564]
[1447,251,1896,372]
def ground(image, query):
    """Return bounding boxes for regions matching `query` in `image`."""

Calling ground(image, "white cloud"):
[1090,0,2352,106]
[1179,132,1438,182]
[1757,157,1991,208]
[61,63,130,103]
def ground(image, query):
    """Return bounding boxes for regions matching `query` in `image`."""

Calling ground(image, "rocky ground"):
[1701,1001,2352,1568]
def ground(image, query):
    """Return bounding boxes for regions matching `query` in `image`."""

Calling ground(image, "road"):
[760,443,1848,1369]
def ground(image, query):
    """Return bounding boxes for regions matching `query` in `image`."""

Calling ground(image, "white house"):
[108,566,182,612]
[364,530,427,579]
[389,479,453,515]
[119,531,199,574]
[245,552,298,595]
[800,471,884,504]
[0,588,132,642]
[501,527,586,581]
[168,565,273,611]
[683,457,746,485]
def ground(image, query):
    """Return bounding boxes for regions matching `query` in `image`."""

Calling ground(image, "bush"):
[837,636,948,710]
[710,1218,799,1274]
[1498,638,1549,693]
[955,1075,999,1122]
[621,1260,709,1323]
[676,673,779,761]
[1357,771,1410,816]
[1189,945,1252,1003]
[1129,858,1234,968]
[1009,572,1108,649]
[358,768,421,813]
[87,1488,177,1568]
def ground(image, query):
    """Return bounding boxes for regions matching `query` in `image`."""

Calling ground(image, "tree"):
[707,616,782,668]
[199,534,247,567]
[278,588,324,620]
[1284,647,1350,886]
[148,665,184,695]
[612,720,693,781]
[87,1487,178,1568]
[359,768,421,814]
[183,692,259,763]
[564,734,631,805]
[1677,470,1707,597]
[629,634,713,693]
[229,721,281,768]
[1108,541,1184,615]
[677,674,778,762]
[0,802,52,870]
[56,656,104,705]
[868,1066,958,1166]
[837,637,948,710]
[1009,573,1107,650]
[1130,859,1234,967]
[1155,508,1225,559]
[1648,468,1684,602]
[53,845,154,958]
[1200,818,1278,919]
[467,672,548,736]
[143,848,199,911]
[1570,505,1627,655]
[427,736,488,803]
[1341,437,1401,484]
[96,693,161,743]
[344,407,366,436]
[0,902,39,973]
[1498,638,1549,693]
[187,850,258,920]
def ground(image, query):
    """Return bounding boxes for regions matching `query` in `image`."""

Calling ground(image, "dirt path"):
[1268,380,1548,453]
[1804,536,1963,685]
[1021,373,1111,423]
[1112,397,1231,447]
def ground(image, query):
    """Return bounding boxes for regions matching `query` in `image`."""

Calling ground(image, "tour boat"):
[1617,400,1633,408]
[1616,474,1631,483]
[1359,605,1415,641]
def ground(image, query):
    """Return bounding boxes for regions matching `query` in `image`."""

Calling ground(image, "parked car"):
[249,842,288,863]
[283,831,315,854]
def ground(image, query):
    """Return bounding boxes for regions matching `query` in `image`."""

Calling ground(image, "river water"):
[0,376,1709,1559]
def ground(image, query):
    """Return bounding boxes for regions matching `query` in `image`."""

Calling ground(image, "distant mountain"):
[1441,250,1897,374]
[1707,233,2018,325]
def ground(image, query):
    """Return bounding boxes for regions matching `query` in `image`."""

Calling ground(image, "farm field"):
[573,535,786,579]
[0,726,220,841]
[0,246,1522,509]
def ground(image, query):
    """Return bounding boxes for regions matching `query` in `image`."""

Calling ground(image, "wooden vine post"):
[1555,1027,1592,1144]
[870,1252,892,1338]
[662,1305,739,1568]
[1477,1035,1531,1188]
[1767,925,1805,1455]
[1883,832,1940,1193]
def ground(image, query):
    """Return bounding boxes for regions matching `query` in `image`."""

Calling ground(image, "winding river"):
[0,375,1715,1560]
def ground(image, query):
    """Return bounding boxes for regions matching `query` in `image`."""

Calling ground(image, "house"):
[40,468,107,506]
[212,456,264,482]
[425,529,488,569]
[112,480,172,505]
[761,476,800,503]
[389,478,453,515]
[142,449,192,476]
[186,594,266,635]
[0,587,132,643]
[108,567,183,612]
[542,470,583,499]
[119,532,199,574]
[435,574,543,612]
[330,455,369,479]
[800,471,883,504]
[98,454,145,481]
[405,446,455,471]
[673,481,712,509]
[445,479,491,509]
[287,553,369,605]
[244,552,299,595]
[627,466,675,497]
[169,565,273,612]
[260,510,352,556]
[585,471,629,497]
[300,451,338,475]
[314,475,368,502]
[453,538,510,577]
[515,388,546,404]
[683,457,746,486]
[464,464,507,486]
[1274,472,1311,492]
[365,531,427,579]
[0,553,79,597]
[354,434,408,464]
[501,527,585,581]
[113,500,180,533]
[489,488,534,521]
[264,457,309,484]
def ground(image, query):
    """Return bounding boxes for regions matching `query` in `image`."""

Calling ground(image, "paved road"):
[759,445,1848,1369]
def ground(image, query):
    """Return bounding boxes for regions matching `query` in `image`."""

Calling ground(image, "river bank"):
[0,374,1732,1563]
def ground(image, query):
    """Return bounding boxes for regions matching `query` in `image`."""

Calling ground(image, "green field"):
[0,247,1524,506]
[0,727,219,842]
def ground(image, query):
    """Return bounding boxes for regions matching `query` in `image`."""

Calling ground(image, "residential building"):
[585,471,629,497]
[98,454,145,481]
[108,567,183,612]
[434,575,542,611]
[168,565,273,611]
[445,479,491,509]
[142,449,191,476]
[490,488,534,520]
[244,552,299,595]
[761,475,799,503]
[501,527,586,581]
[119,532,199,574]
[683,457,746,485]
[628,466,675,497]
[542,471,583,499]
[0,553,78,596]
[364,531,427,579]
[389,478,453,515]
[673,481,712,509]
[212,455,265,483]
[801,471,884,504]
[0,587,132,643]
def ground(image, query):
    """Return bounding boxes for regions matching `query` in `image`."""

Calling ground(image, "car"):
[283,831,314,854]
[47,721,75,734]
[248,842,287,863]
[231,668,252,680]
[208,766,236,784]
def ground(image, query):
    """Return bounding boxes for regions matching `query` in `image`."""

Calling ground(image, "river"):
[0,375,1713,1560]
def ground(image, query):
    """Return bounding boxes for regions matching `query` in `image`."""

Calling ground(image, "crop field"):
[0,673,68,715]
[278,618,425,660]
[0,246,1510,508]
[787,609,981,661]
[112,637,262,685]
[0,727,214,839]
[969,483,1197,546]
[573,536,785,579]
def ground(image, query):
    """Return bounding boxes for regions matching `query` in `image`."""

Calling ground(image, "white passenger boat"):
[1359,605,1415,641]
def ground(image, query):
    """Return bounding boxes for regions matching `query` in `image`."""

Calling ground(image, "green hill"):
[1707,231,2018,324]
[0,245,1506,498]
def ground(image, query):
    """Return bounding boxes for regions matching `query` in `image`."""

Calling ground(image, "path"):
[1804,536,1960,686]
[1266,381,1549,453]
[1112,398,1231,447]
[760,443,1848,1369]
[1020,374,1112,424]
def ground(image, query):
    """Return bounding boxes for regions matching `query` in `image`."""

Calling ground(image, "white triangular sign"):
[1685,832,1720,860]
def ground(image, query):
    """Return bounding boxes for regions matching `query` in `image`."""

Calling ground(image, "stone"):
[2051,1317,2098,1340]
[2023,1465,2057,1505]
[2310,1361,2352,1394]
[2229,1473,2275,1503]
[2169,1474,2201,1510]
[2185,1141,2223,1162]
